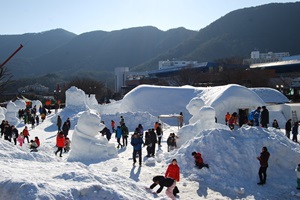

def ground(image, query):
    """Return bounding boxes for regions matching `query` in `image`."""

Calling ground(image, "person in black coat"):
[292,122,299,143]
[285,119,292,139]
[260,106,269,128]
[156,123,163,147]
[150,176,176,199]
[62,121,70,137]
[257,146,270,185]
[149,129,157,157]
[11,125,19,145]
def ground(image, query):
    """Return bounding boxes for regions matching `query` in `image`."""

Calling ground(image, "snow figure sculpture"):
[5,101,20,126]
[0,107,7,122]
[177,106,217,147]
[186,96,205,124]
[31,100,42,112]
[86,94,99,110]
[68,110,117,164]
[65,86,88,111]
[198,106,216,128]
[14,99,26,110]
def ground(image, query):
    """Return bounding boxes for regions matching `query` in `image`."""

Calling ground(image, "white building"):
[244,51,290,65]
[158,60,198,70]
[114,67,129,93]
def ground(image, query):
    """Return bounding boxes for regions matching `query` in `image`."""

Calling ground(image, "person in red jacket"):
[55,131,65,157]
[34,136,40,147]
[192,151,209,169]
[22,126,30,143]
[165,159,180,196]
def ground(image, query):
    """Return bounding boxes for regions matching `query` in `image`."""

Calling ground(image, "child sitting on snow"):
[29,140,38,152]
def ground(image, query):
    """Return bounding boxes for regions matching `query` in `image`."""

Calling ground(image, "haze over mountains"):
[1,2,300,89]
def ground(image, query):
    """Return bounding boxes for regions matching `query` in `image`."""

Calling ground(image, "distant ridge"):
[1,2,300,90]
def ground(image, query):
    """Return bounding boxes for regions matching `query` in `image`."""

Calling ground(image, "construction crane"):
[0,44,23,70]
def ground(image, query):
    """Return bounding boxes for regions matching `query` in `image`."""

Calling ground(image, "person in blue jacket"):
[116,126,123,148]
[131,132,144,166]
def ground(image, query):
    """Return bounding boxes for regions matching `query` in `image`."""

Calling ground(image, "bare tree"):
[170,68,203,86]
[65,77,107,102]
[0,67,13,95]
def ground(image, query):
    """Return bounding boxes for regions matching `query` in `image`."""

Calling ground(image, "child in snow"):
[34,136,40,148]
[64,137,71,153]
[22,126,30,143]
[192,151,209,169]
[17,132,25,146]
[165,159,180,196]
[29,140,38,152]
[297,164,300,190]
[149,176,176,200]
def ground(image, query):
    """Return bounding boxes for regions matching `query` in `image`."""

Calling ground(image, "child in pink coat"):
[17,132,25,146]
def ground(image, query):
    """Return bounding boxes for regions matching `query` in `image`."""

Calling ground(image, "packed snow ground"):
[1,84,300,200]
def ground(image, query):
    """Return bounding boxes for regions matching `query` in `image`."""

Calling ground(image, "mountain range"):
[1,2,300,90]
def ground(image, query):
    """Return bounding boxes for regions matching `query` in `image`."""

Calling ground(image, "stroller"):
[167,133,178,152]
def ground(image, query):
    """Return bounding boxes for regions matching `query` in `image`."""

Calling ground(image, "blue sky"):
[0,0,298,35]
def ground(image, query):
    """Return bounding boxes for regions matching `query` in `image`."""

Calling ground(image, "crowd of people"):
[2,106,300,198]
[225,106,299,144]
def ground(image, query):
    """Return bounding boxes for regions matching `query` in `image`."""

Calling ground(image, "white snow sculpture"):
[14,99,26,110]
[65,86,88,111]
[5,101,20,125]
[68,110,117,164]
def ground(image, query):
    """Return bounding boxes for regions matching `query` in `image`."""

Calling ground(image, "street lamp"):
[276,85,284,93]
[54,89,61,101]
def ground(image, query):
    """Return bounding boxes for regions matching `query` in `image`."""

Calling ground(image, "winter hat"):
[192,152,196,156]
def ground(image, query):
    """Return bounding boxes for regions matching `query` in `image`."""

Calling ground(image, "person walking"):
[17,132,25,146]
[55,131,65,157]
[292,122,299,143]
[149,129,157,157]
[156,123,163,147]
[62,121,70,137]
[165,159,180,197]
[121,123,129,147]
[131,132,144,166]
[116,126,123,148]
[260,106,269,128]
[22,126,30,143]
[56,115,62,131]
[11,125,19,145]
[257,146,270,185]
[285,119,292,139]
